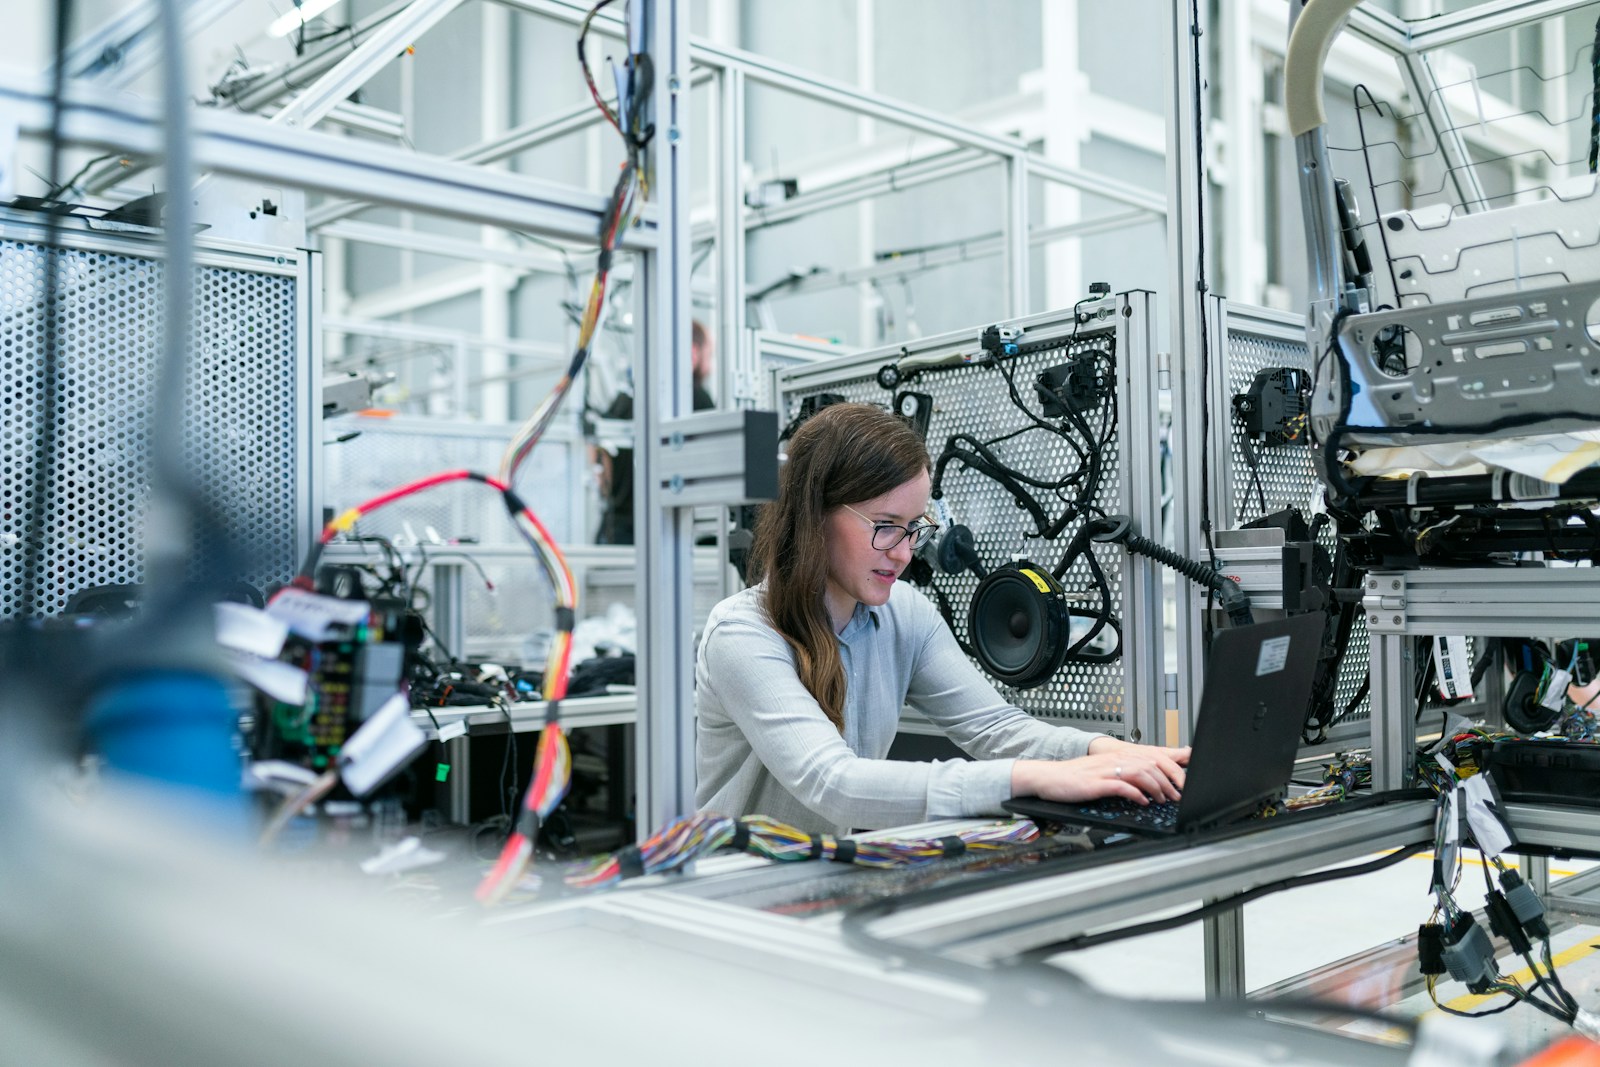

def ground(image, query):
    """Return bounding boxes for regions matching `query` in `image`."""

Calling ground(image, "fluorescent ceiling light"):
[268,0,346,38]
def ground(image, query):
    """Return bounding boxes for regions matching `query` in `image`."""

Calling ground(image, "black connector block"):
[1484,890,1533,955]
[1232,367,1309,446]
[1499,869,1551,940]
[1417,923,1446,976]
[1036,352,1111,418]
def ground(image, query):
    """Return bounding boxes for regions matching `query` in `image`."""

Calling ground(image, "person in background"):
[694,402,1189,834]
[596,320,714,545]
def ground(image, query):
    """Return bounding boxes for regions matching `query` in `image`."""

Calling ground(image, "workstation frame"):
[16,0,1600,1051]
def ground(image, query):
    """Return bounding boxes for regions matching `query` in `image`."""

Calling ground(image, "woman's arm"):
[698,614,1017,827]
[902,588,1188,800]
[903,590,1103,760]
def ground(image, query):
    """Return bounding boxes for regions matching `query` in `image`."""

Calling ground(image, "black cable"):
[1588,14,1600,174]
[929,342,1115,542]
[1413,635,1436,724]
[499,702,519,826]
[1352,84,1403,303]
[1236,432,1269,519]
[1016,841,1429,959]
[1476,861,1577,1022]
[43,151,119,202]
[927,580,977,659]
[1189,0,1217,650]
[1059,544,1120,664]
[349,534,407,598]
[1433,995,1520,1019]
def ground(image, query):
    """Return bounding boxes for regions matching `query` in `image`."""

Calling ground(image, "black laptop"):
[1004,613,1323,836]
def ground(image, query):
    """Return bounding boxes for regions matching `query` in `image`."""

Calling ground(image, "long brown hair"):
[749,403,930,731]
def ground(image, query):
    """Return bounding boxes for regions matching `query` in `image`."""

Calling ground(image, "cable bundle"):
[929,341,1116,544]
[266,470,578,899]
[563,812,740,891]
[1284,754,1371,810]
[499,0,652,492]
[511,816,1043,900]
[1420,791,1583,1026]
[738,816,1041,869]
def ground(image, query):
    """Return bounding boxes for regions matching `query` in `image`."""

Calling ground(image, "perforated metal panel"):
[773,296,1167,739]
[1212,302,1372,734]
[1,215,307,617]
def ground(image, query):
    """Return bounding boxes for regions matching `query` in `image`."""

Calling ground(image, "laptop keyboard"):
[1072,798,1181,830]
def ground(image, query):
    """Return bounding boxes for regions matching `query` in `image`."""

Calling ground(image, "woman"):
[695,402,1188,834]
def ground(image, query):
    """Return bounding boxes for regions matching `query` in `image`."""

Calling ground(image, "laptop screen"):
[1175,613,1324,830]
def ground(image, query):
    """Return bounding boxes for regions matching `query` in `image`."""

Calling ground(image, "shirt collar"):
[837,601,880,641]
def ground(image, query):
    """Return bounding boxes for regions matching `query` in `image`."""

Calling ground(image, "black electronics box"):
[1483,739,1600,798]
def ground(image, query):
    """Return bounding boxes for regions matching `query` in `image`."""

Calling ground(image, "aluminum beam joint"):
[652,409,779,508]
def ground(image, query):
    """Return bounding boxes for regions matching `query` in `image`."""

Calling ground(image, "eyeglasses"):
[841,503,940,552]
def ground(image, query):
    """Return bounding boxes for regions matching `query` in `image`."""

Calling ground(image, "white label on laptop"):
[1255,635,1291,676]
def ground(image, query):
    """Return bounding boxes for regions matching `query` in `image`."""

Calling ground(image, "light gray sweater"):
[694,582,1103,834]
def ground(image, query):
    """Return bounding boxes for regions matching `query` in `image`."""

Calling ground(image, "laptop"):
[1004,613,1323,836]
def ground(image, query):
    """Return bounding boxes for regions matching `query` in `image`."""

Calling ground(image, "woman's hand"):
[1011,739,1190,805]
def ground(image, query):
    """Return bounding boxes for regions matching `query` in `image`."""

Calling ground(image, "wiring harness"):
[1417,784,1589,1030]
[1283,753,1372,811]
[499,0,650,485]
[535,814,1041,895]
[272,470,578,878]
[928,325,1116,543]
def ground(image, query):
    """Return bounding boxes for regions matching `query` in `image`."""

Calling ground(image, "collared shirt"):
[695,581,1103,834]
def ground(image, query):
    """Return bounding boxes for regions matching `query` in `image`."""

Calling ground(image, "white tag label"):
[227,650,309,705]
[437,720,468,743]
[1256,636,1291,676]
[1432,635,1473,700]
[339,693,427,798]
[1541,667,1573,712]
[267,587,370,641]
[1460,773,1514,858]
[215,601,290,659]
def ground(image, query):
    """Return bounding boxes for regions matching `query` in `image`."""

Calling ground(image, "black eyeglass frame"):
[840,503,940,552]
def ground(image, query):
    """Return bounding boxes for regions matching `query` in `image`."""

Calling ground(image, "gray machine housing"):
[0,208,316,617]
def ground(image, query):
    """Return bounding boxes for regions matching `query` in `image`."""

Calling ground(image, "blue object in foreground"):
[85,671,243,799]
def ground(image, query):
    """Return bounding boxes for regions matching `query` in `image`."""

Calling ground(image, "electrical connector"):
[1418,923,1447,976]
[1483,890,1533,955]
[1499,869,1551,940]
[1441,915,1498,994]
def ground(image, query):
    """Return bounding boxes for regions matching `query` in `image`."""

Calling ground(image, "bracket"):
[653,409,779,507]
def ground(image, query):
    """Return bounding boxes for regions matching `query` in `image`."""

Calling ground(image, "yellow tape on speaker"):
[1019,568,1051,593]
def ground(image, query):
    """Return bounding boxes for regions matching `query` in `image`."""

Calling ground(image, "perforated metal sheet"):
[774,298,1164,736]
[1217,306,1372,731]
[1,222,304,617]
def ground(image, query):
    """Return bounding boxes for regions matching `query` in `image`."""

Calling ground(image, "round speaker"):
[968,561,1070,689]
[1504,670,1561,734]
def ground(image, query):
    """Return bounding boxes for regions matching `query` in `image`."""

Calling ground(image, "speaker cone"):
[968,561,1070,689]
[1504,670,1561,734]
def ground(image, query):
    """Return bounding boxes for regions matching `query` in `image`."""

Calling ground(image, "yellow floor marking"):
[1387,850,1578,879]
[1442,939,1600,1012]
